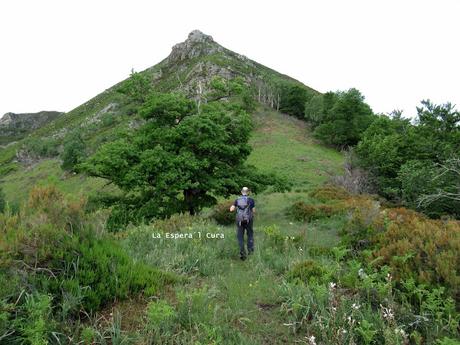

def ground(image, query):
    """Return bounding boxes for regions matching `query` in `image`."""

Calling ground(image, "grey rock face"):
[167,30,223,62]
[0,111,63,144]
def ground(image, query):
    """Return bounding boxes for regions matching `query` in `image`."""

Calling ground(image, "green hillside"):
[1,107,343,207]
[1,31,459,345]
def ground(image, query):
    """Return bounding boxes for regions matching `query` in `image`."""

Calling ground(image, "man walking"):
[229,187,255,260]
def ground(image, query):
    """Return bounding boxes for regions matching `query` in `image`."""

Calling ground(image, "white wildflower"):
[395,328,406,337]
[358,268,367,279]
[380,304,394,321]
[306,335,317,345]
[351,303,360,310]
[289,222,294,225]
[299,247,303,251]
[329,282,337,290]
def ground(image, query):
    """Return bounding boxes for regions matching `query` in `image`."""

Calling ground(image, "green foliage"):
[437,338,460,345]
[398,159,460,218]
[356,100,460,218]
[22,137,60,158]
[117,69,152,105]
[211,200,234,225]
[286,201,340,222]
[145,299,177,340]
[262,224,285,246]
[311,88,375,147]
[355,319,377,345]
[0,185,174,344]
[372,208,460,300]
[60,130,86,172]
[81,91,287,228]
[0,186,5,213]
[309,185,350,202]
[286,260,331,285]
[16,293,54,345]
[279,84,312,118]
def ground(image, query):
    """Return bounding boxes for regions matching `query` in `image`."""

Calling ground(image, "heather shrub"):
[211,201,234,225]
[0,185,175,344]
[309,185,351,202]
[371,208,460,299]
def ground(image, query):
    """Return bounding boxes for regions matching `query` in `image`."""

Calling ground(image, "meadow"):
[0,107,459,344]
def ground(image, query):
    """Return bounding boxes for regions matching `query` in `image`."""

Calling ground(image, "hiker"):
[229,187,255,260]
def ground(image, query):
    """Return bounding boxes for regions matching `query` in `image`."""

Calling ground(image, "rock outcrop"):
[167,30,223,63]
[0,111,63,144]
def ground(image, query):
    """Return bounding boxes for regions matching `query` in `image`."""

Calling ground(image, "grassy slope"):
[1,106,344,343]
[115,108,345,343]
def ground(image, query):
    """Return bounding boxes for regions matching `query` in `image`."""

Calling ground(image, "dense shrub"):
[279,84,312,118]
[372,208,460,299]
[286,260,331,284]
[0,185,175,344]
[22,137,60,158]
[341,198,460,301]
[211,201,234,225]
[309,88,375,147]
[60,130,86,172]
[287,201,340,222]
[309,185,350,202]
[0,186,5,213]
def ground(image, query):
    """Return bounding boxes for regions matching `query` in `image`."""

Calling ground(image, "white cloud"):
[1,0,459,118]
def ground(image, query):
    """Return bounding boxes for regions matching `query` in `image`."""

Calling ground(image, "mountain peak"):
[167,30,222,63]
[187,30,214,43]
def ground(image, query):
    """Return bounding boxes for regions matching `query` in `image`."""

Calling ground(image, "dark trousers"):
[237,219,254,255]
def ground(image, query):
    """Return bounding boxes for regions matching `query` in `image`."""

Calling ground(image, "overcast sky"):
[1,0,459,118]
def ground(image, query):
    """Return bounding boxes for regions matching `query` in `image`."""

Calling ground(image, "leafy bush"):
[341,198,460,301]
[286,260,331,285]
[286,201,340,222]
[61,130,86,172]
[310,88,375,147]
[262,225,285,246]
[0,186,5,213]
[0,185,175,344]
[16,293,54,345]
[22,137,60,158]
[211,201,234,225]
[146,299,177,340]
[372,208,460,299]
[309,185,351,202]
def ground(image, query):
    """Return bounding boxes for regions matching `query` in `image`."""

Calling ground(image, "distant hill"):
[0,111,62,145]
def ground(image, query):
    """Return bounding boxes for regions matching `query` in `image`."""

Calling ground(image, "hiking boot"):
[239,252,246,260]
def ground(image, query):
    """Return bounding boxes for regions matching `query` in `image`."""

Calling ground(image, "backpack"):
[235,196,253,224]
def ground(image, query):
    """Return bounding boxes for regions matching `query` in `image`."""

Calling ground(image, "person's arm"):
[229,200,237,212]
[251,199,256,214]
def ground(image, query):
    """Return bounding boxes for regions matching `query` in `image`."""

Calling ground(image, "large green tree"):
[356,100,459,216]
[81,92,287,228]
[312,88,374,147]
